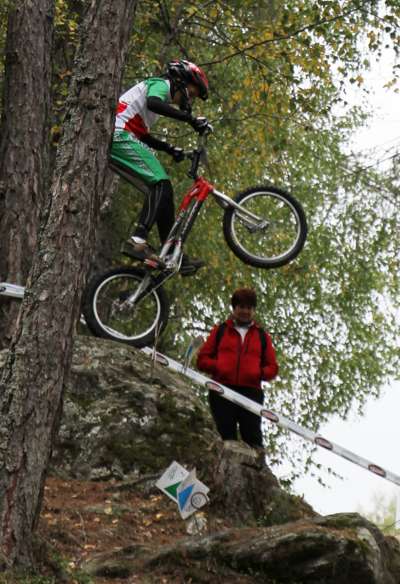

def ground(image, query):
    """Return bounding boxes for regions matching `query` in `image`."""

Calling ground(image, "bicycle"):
[82,127,307,347]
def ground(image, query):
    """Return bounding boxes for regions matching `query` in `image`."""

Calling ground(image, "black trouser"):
[134,179,175,243]
[208,385,264,448]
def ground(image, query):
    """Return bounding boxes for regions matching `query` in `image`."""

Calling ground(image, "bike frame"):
[0,134,270,329]
[120,134,268,309]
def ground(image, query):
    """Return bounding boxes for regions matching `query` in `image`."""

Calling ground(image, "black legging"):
[208,386,264,448]
[134,179,175,243]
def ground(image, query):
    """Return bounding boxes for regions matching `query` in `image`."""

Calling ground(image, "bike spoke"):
[93,274,161,341]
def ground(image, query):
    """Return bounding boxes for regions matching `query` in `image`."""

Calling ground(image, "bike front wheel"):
[223,186,307,269]
[82,267,169,347]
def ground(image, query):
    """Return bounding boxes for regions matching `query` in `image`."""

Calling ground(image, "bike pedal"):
[180,266,203,277]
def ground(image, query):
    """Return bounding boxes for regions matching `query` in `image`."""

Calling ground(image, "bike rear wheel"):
[223,186,307,268]
[82,267,169,347]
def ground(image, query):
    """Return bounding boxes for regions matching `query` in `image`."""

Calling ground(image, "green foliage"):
[51,0,84,140]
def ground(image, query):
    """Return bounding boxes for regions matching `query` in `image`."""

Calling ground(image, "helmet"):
[167,59,209,101]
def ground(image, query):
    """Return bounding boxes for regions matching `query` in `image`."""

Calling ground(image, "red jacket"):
[197,319,278,390]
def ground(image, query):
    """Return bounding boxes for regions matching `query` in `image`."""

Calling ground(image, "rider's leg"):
[133,180,205,275]
[111,131,169,265]
[111,130,205,273]
[154,181,175,244]
[134,179,175,243]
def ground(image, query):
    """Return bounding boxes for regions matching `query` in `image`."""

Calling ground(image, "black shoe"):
[121,240,165,269]
[179,254,205,277]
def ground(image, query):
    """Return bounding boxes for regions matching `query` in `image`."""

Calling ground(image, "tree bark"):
[0,0,55,348]
[0,0,138,568]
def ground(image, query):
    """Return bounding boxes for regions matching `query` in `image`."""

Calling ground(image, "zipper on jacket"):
[234,329,242,385]
[235,326,257,385]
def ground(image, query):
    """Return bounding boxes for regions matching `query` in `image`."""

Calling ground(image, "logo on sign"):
[191,492,208,509]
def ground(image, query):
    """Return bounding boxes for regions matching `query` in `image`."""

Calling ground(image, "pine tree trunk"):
[0,0,138,568]
[0,0,54,348]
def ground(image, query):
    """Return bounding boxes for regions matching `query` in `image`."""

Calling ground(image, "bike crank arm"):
[212,189,269,229]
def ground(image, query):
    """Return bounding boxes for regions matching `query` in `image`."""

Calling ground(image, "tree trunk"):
[0,0,54,348]
[0,0,138,568]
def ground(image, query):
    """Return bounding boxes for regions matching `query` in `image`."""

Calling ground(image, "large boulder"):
[52,337,313,527]
[83,513,400,583]
[211,440,315,526]
[51,336,218,482]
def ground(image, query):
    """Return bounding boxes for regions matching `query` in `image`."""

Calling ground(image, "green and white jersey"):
[115,78,171,138]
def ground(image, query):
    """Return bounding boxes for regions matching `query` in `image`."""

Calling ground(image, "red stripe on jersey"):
[124,113,148,137]
[117,101,128,114]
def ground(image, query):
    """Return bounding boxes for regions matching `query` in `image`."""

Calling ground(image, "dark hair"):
[231,288,257,308]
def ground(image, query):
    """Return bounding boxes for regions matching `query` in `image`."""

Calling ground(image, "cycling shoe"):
[121,240,166,270]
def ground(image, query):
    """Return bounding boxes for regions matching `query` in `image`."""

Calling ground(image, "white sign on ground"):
[156,460,189,502]
[156,461,209,519]
[176,468,210,519]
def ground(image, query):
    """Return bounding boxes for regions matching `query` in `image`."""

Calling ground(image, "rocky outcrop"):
[83,513,400,583]
[51,336,217,482]
[51,337,313,525]
[2,335,400,582]
[212,440,315,526]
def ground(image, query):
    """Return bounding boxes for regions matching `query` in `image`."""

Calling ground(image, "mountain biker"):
[197,288,279,449]
[111,59,209,276]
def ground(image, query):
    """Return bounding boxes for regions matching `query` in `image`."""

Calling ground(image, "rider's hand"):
[190,116,209,135]
[169,146,185,163]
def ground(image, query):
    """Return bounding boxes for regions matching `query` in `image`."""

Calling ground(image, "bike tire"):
[82,266,169,348]
[222,185,307,269]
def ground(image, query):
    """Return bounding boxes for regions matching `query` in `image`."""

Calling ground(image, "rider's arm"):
[147,97,208,134]
[140,132,174,152]
[147,96,192,124]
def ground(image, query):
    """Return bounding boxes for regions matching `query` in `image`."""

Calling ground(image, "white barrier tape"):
[142,346,400,488]
[0,282,25,299]
[0,282,89,326]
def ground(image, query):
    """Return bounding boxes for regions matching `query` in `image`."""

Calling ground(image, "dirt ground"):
[38,475,223,584]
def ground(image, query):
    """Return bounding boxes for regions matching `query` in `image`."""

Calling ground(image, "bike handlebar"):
[183,123,213,159]
[179,123,213,179]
